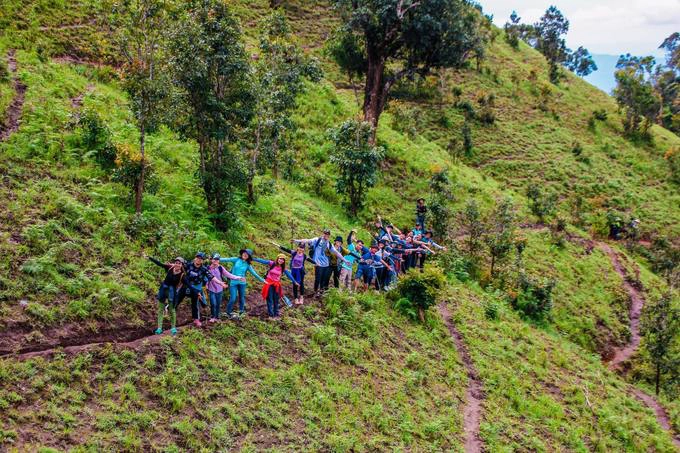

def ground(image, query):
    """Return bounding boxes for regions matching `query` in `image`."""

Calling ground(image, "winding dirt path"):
[0,50,27,142]
[596,241,680,448]
[439,303,484,453]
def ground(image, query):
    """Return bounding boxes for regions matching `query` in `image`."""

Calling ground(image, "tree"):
[613,54,660,138]
[504,11,523,49]
[246,11,322,202]
[329,120,384,217]
[567,46,597,77]
[642,292,680,395]
[111,0,173,214]
[484,198,516,277]
[526,183,557,223]
[170,0,254,229]
[428,170,454,238]
[330,0,486,142]
[533,6,569,83]
[459,199,485,276]
[655,33,680,135]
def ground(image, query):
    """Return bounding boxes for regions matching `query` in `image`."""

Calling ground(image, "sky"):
[481,0,679,57]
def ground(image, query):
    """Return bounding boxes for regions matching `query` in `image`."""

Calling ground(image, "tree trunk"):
[418,307,425,323]
[490,255,496,277]
[247,124,261,204]
[655,363,661,396]
[135,125,146,214]
[363,52,386,145]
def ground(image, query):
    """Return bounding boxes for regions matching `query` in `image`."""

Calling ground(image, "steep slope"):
[0,0,678,451]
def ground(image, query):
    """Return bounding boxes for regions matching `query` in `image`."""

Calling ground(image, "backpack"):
[308,238,323,262]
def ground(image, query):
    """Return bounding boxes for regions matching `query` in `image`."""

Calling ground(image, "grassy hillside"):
[0,0,678,451]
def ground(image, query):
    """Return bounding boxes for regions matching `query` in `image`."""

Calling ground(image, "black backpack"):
[308,238,322,262]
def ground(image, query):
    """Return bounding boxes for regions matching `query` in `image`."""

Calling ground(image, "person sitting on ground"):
[207,254,245,323]
[175,252,216,328]
[220,249,266,320]
[253,254,300,320]
[293,229,348,294]
[416,198,427,229]
[275,242,314,305]
[147,255,185,335]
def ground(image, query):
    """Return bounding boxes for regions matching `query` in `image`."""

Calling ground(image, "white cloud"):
[483,0,680,56]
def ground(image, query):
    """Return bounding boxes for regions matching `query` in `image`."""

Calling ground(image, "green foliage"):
[395,266,445,322]
[614,54,660,139]
[458,199,485,278]
[484,198,517,277]
[526,183,558,223]
[74,109,117,170]
[462,121,473,156]
[641,292,680,395]
[329,119,384,216]
[503,11,522,49]
[666,147,680,185]
[512,273,556,321]
[0,55,9,83]
[112,143,159,200]
[428,170,454,237]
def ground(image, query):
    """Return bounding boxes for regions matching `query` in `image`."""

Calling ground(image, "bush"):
[483,298,501,320]
[462,121,473,156]
[511,273,556,321]
[456,100,476,120]
[526,183,558,223]
[112,143,160,201]
[395,266,445,322]
[571,141,583,157]
[76,109,117,170]
[665,147,680,185]
[0,56,9,83]
[592,109,608,121]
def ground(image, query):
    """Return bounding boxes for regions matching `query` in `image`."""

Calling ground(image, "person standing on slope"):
[175,252,218,327]
[329,234,357,288]
[339,231,361,290]
[207,254,245,323]
[147,255,185,335]
[275,242,313,305]
[220,249,266,320]
[416,198,427,229]
[293,229,348,294]
[253,254,300,319]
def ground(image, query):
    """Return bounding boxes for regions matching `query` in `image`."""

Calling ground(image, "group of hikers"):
[149,198,446,335]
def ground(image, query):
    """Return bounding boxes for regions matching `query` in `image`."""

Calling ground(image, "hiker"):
[220,249,266,320]
[373,240,393,290]
[147,255,185,335]
[293,229,348,293]
[354,240,377,292]
[412,222,424,239]
[275,242,313,305]
[207,254,245,323]
[329,234,357,288]
[253,254,300,319]
[416,198,427,229]
[415,230,446,269]
[339,231,361,290]
[175,252,218,327]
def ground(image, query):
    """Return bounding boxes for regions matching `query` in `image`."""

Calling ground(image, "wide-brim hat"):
[239,249,253,259]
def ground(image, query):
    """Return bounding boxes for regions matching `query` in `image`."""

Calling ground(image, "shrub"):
[0,56,9,83]
[571,141,583,157]
[456,100,476,120]
[526,183,558,223]
[592,109,608,121]
[483,298,501,320]
[112,143,160,201]
[395,266,445,322]
[665,147,680,185]
[462,121,473,156]
[511,273,556,321]
[76,109,117,170]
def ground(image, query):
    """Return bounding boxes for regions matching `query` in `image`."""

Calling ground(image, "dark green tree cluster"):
[329,0,489,142]
[655,33,679,135]
[613,55,660,139]
[503,7,597,84]
[642,292,679,396]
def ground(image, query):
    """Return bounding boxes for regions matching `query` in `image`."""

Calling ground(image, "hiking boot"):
[170,327,178,336]
[154,328,163,335]
[193,319,202,328]
[208,318,217,324]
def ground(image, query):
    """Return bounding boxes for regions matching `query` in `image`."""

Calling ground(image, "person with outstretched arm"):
[293,229,348,294]
[220,249,266,320]
[414,230,446,270]
[175,252,217,327]
[274,241,314,305]
[147,255,185,335]
[252,254,300,319]
[206,254,245,323]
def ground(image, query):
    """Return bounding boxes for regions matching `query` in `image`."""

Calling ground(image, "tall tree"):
[642,292,680,396]
[246,11,321,202]
[170,0,254,229]
[484,198,516,277]
[111,0,172,214]
[614,54,660,138]
[532,6,569,83]
[567,46,597,77]
[655,32,680,134]
[330,0,486,142]
[329,120,384,217]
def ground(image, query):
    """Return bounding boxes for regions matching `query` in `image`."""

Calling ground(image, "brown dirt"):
[0,50,27,142]
[438,303,484,453]
[631,388,680,448]
[597,242,643,369]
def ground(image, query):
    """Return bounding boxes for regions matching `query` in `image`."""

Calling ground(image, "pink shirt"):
[266,263,283,282]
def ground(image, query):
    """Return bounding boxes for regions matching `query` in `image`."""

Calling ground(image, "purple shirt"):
[206,265,238,293]
[291,252,305,269]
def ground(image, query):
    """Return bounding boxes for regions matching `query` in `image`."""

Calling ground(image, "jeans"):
[291,267,305,298]
[228,284,247,315]
[314,266,332,292]
[355,265,374,285]
[330,265,341,288]
[156,284,176,329]
[175,286,203,320]
[266,287,280,317]
[374,267,387,290]
[416,215,425,229]
[209,291,224,319]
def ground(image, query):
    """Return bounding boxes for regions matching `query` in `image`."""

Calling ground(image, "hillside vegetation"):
[0,0,678,451]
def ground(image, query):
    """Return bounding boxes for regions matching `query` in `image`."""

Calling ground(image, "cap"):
[211,253,221,260]
[195,252,206,259]
[334,236,343,243]
[323,228,331,234]
[276,253,287,261]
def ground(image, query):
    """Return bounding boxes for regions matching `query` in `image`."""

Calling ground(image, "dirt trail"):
[597,242,643,369]
[0,50,27,142]
[596,241,680,447]
[438,303,484,453]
